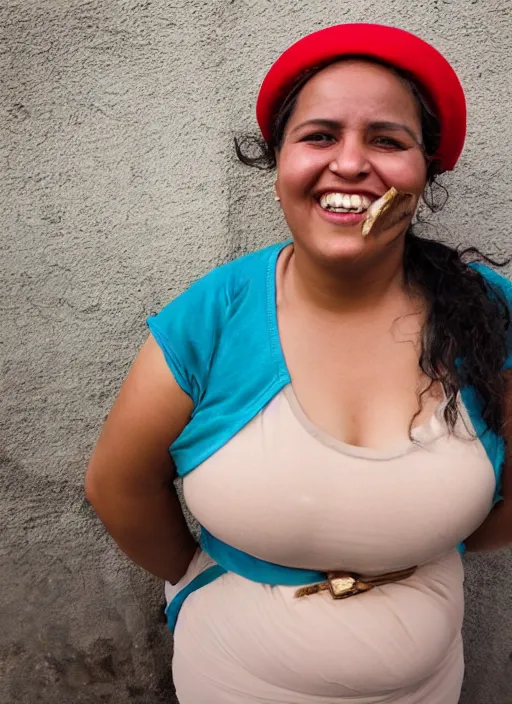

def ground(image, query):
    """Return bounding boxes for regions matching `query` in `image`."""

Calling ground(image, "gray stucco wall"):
[2,1,511,702]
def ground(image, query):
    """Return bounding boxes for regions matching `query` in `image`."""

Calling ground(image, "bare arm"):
[85,335,197,583]
[465,369,512,552]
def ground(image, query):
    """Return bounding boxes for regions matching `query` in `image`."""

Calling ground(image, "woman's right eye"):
[301,132,335,144]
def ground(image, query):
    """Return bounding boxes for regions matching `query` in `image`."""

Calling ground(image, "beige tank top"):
[171,387,496,702]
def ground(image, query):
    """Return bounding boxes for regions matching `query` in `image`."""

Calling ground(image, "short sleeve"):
[470,263,512,371]
[147,268,230,405]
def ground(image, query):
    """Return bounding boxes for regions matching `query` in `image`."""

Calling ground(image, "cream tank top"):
[171,386,496,703]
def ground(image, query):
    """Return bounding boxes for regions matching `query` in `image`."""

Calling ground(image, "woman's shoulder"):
[469,262,512,301]
[469,262,512,372]
[150,241,285,323]
[147,242,286,400]
[190,241,286,299]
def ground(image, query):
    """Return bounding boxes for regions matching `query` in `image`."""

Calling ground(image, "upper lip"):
[313,188,382,202]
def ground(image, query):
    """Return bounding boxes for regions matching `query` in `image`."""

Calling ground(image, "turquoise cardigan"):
[148,241,512,630]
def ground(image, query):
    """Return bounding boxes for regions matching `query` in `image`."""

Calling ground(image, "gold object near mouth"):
[295,566,417,600]
[362,187,415,238]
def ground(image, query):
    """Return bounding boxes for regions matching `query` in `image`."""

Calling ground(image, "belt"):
[295,566,417,600]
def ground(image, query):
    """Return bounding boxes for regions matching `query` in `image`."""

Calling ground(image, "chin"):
[303,219,410,266]
[304,230,371,265]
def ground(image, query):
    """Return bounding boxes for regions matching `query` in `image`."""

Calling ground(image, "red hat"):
[256,24,466,171]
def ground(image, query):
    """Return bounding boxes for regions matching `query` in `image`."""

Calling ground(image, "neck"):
[289,240,409,315]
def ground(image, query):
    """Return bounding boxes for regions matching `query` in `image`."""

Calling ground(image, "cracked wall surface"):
[1,1,511,702]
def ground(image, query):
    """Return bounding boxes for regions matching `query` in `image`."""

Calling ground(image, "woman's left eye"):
[373,136,406,149]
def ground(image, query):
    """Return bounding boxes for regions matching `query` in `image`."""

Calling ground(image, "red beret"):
[256,24,466,172]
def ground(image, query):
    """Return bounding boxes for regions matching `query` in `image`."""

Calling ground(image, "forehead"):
[290,60,421,127]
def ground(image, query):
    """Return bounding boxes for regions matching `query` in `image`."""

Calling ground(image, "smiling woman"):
[85,23,512,704]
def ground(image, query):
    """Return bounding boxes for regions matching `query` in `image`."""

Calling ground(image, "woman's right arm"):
[85,334,197,584]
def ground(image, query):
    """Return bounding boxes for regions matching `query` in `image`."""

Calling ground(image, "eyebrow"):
[290,118,422,144]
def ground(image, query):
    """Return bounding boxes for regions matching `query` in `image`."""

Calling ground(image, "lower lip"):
[315,200,367,227]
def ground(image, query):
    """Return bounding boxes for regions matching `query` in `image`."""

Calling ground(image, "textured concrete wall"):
[2,1,511,702]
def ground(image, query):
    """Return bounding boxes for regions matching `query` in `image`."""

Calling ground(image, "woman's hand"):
[465,370,512,552]
[85,335,197,583]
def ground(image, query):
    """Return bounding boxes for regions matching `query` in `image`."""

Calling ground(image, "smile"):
[319,192,373,214]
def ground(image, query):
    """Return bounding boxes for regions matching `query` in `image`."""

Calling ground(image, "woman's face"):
[275,60,428,266]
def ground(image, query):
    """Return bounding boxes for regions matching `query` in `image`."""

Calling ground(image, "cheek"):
[277,150,324,196]
[374,154,427,195]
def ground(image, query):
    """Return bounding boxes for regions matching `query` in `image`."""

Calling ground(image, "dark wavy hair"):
[235,57,510,436]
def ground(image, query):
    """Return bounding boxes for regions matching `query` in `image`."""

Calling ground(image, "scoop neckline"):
[283,384,448,460]
[266,242,449,460]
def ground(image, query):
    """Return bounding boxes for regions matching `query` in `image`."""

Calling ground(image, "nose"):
[328,134,371,179]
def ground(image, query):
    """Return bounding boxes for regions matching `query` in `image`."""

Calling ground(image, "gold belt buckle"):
[295,567,417,600]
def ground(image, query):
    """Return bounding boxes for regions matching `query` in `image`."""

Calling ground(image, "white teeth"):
[319,192,372,213]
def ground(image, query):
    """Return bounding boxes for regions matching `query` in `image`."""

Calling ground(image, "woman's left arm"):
[465,369,512,551]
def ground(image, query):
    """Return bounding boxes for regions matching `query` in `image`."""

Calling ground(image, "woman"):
[86,23,512,704]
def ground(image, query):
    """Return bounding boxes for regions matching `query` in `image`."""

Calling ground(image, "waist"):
[165,530,463,631]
